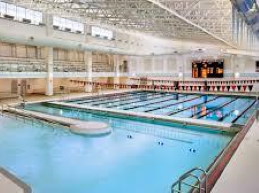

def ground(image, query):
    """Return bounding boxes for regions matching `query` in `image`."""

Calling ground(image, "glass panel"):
[31,10,42,24]
[65,19,72,29]
[53,16,59,26]
[25,9,33,20]
[91,26,113,39]
[92,26,99,36]
[60,18,66,28]
[53,16,84,33]
[71,21,77,30]
[16,7,25,19]
[0,2,42,25]
[78,23,84,32]
[0,2,6,14]
[6,3,16,16]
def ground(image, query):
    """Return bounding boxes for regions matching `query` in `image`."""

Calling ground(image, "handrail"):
[171,167,207,193]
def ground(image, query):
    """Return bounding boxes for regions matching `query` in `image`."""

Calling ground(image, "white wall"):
[128,54,259,78]
[128,55,178,76]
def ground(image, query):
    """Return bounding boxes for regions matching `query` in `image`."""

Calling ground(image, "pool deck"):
[212,119,259,193]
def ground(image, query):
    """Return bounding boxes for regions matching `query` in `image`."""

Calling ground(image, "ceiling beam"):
[145,0,237,48]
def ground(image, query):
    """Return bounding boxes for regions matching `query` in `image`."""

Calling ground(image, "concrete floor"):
[0,172,24,193]
[212,119,259,193]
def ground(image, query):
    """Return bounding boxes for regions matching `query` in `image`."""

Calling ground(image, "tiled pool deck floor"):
[212,119,259,193]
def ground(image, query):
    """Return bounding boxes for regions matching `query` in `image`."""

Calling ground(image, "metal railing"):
[0,62,46,72]
[171,167,207,193]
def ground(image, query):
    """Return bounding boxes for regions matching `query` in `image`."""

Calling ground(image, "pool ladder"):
[171,167,207,193]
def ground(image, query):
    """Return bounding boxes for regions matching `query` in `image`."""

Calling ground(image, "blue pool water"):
[65,91,258,125]
[0,111,233,193]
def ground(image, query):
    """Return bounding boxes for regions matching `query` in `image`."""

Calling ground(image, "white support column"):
[114,55,121,89]
[45,47,54,96]
[84,51,93,92]
[44,13,54,96]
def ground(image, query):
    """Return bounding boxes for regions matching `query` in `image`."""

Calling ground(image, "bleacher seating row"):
[0,58,46,72]
[92,62,114,72]
[0,57,116,73]
[54,61,86,72]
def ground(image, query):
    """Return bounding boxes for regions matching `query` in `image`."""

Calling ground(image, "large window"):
[16,7,26,19]
[53,16,84,34]
[6,3,16,16]
[0,2,5,14]
[91,26,113,40]
[0,1,42,25]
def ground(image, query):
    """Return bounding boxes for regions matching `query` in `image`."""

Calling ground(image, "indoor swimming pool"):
[64,91,258,125]
[0,112,233,193]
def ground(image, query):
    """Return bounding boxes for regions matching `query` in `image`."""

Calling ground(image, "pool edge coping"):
[0,167,32,193]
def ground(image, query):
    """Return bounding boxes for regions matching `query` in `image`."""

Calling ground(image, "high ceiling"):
[9,0,241,48]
